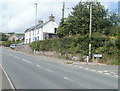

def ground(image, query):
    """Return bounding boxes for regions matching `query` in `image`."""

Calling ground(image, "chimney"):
[38,20,43,24]
[49,14,55,22]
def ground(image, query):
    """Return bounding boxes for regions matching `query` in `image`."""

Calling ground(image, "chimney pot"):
[49,14,55,21]
[38,20,43,24]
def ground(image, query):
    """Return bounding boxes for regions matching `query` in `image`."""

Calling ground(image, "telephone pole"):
[62,2,65,19]
[88,3,92,61]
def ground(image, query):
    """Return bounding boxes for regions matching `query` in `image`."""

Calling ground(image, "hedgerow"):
[30,34,119,64]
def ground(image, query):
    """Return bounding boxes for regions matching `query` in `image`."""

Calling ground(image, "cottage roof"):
[25,21,50,33]
[9,34,24,39]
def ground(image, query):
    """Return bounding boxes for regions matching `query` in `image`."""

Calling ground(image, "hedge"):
[30,34,119,64]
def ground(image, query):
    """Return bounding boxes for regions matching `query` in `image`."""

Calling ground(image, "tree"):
[8,32,15,35]
[109,11,119,26]
[57,1,113,37]
[0,33,8,41]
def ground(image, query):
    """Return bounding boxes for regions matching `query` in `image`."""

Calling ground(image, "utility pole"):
[88,3,92,62]
[62,2,65,19]
[34,3,37,54]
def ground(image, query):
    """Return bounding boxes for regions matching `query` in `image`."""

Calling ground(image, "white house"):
[8,34,24,42]
[25,14,58,44]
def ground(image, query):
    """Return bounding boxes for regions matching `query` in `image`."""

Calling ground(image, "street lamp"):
[34,3,38,54]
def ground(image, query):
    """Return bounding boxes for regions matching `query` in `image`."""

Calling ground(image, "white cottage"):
[25,14,58,44]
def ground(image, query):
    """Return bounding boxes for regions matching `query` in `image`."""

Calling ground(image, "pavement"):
[1,47,119,89]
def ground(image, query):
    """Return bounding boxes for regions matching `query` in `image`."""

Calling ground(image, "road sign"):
[93,54,102,58]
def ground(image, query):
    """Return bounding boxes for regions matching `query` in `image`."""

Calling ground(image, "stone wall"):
[14,44,33,53]
[36,51,83,61]
[14,44,83,61]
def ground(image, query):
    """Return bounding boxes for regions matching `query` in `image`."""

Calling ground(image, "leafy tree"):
[109,11,119,26]
[8,32,15,35]
[0,33,8,41]
[57,2,113,37]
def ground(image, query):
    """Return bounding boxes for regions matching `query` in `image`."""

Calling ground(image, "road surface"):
[0,47,2,90]
[1,47,119,89]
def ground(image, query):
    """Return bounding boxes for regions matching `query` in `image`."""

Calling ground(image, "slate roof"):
[25,21,50,33]
[9,34,24,39]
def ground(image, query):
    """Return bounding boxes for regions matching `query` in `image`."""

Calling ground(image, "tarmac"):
[0,65,14,90]
[0,67,2,91]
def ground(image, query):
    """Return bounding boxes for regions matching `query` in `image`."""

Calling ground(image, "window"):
[26,39,28,43]
[33,37,35,41]
[26,33,27,37]
[29,32,31,36]
[38,36,39,40]
[33,30,34,35]
[54,28,57,33]
[37,30,39,34]
[29,38,31,43]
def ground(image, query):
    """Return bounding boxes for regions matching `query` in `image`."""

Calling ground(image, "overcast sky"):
[0,0,119,33]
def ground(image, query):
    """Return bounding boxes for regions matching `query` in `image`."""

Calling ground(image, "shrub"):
[2,41,13,47]
[30,34,118,64]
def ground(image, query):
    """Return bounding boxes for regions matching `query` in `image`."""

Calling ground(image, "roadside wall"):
[36,51,82,61]
[14,44,33,53]
[14,44,83,61]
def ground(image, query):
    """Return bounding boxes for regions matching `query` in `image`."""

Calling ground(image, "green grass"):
[106,59,120,65]
[64,62,73,64]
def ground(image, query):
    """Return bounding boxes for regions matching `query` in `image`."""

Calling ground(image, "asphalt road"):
[0,47,2,90]
[0,67,2,90]
[1,47,119,89]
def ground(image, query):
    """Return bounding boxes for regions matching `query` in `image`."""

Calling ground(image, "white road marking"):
[64,77,74,82]
[85,68,89,70]
[102,70,117,71]
[36,65,53,72]
[110,72,117,75]
[36,65,40,67]
[79,66,83,68]
[104,73,111,75]
[90,69,96,72]
[0,64,15,90]
[63,76,91,89]
[103,71,108,73]
[97,71,103,73]
[112,75,119,78]
[22,59,32,64]
[14,56,20,59]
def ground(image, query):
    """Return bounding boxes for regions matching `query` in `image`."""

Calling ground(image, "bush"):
[2,41,13,47]
[30,35,89,55]
[2,41,23,47]
[30,34,118,64]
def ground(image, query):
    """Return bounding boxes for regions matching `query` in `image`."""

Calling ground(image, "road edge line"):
[0,64,16,90]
